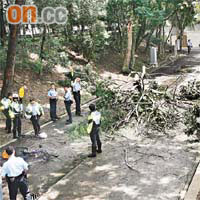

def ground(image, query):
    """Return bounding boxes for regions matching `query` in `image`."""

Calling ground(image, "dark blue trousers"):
[50,99,57,120]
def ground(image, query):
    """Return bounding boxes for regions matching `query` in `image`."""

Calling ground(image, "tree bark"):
[0,0,6,47]
[1,0,25,97]
[179,27,183,51]
[122,21,132,73]
[130,26,136,70]
[40,25,47,60]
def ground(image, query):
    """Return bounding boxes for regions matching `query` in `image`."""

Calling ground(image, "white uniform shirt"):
[1,155,28,177]
[48,89,57,99]
[64,89,72,101]
[188,41,192,47]
[91,111,101,125]
[32,104,38,116]
[26,103,43,116]
[72,82,81,92]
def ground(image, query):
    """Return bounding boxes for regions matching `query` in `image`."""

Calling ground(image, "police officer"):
[25,98,44,137]
[72,77,82,116]
[1,93,12,133]
[187,39,193,54]
[87,104,102,158]
[48,83,59,122]
[10,94,23,139]
[64,85,73,125]
[1,146,32,200]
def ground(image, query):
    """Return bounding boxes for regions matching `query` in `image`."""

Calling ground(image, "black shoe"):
[88,154,96,158]
[97,144,102,153]
[56,116,60,119]
[13,136,18,139]
[76,113,82,116]
[20,134,26,138]
[88,146,96,158]
[66,121,72,125]
[7,131,11,134]
[5,127,7,130]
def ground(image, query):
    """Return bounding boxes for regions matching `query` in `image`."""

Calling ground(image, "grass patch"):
[67,121,88,140]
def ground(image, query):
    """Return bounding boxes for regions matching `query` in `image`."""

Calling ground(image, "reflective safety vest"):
[87,111,101,134]
[0,98,11,111]
[9,101,23,119]
[19,87,25,98]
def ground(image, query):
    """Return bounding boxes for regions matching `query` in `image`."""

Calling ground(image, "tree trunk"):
[157,25,162,56]
[164,24,173,50]
[122,21,132,73]
[161,24,165,56]
[1,0,25,97]
[0,0,6,47]
[145,29,154,53]
[130,26,137,70]
[179,28,183,51]
[40,25,46,60]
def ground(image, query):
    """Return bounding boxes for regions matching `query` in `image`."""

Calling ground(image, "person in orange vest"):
[18,84,27,104]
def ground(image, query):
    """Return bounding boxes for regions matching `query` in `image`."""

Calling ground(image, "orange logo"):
[6,5,68,24]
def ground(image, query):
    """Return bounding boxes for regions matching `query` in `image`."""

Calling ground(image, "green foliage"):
[32,60,43,74]
[184,104,200,137]
[95,82,115,109]
[57,79,71,87]
[0,47,6,70]
[67,122,88,139]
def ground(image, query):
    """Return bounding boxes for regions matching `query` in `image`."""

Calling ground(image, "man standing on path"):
[64,85,73,125]
[1,146,32,200]
[48,84,59,122]
[187,39,193,54]
[72,77,82,116]
[10,94,23,139]
[1,93,12,134]
[25,98,44,137]
[87,104,102,158]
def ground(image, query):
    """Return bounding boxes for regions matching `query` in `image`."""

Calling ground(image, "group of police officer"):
[1,75,102,199]
[0,90,44,139]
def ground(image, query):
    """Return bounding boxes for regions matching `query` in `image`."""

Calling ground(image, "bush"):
[67,122,88,139]
[57,79,71,87]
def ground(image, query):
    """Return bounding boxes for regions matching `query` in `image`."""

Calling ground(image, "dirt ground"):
[1,48,200,200]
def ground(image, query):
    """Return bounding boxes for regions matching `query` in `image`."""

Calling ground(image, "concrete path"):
[38,125,200,200]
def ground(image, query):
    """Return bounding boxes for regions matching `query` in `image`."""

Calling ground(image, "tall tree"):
[0,0,6,47]
[1,0,25,97]
[174,0,195,51]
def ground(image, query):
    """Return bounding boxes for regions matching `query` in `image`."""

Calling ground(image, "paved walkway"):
[39,127,199,200]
